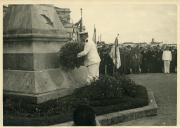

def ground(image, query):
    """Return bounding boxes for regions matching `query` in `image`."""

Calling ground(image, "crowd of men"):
[98,43,177,75]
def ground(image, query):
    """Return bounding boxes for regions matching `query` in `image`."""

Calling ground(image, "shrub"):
[73,75,125,100]
[114,75,138,97]
[73,74,145,101]
[59,42,85,70]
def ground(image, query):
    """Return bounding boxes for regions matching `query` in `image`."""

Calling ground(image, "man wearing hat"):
[77,31,101,84]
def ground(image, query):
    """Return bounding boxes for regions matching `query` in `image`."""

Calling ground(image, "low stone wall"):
[56,90,158,126]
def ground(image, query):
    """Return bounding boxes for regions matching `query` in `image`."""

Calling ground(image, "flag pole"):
[80,8,83,32]
[94,24,96,44]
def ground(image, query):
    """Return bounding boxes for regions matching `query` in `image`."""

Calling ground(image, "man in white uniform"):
[77,32,101,84]
[162,47,172,73]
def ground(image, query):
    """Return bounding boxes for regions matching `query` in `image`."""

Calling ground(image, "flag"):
[74,18,83,32]
[109,36,121,69]
[92,25,96,44]
[72,27,77,41]
[74,18,82,27]
[79,18,83,32]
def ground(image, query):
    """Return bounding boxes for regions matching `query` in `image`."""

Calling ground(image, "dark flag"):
[92,25,96,44]
[74,18,82,26]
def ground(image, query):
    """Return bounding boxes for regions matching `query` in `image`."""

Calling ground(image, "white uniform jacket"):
[78,41,101,66]
[162,50,172,61]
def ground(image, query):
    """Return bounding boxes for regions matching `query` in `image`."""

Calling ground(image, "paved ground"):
[115,73,177,126]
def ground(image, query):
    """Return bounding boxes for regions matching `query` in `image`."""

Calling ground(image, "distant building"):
[123,42,136,47]
[55,6,86,41]
[165,43,177,48]
[136,42,148,47]
[54,7,75,38]
[168,44,177,47]
[55,7,71,25]
[150,38,163,46]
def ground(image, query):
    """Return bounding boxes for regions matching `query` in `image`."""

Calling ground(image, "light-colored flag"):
[109,36,121,69]
[72,28,77,41]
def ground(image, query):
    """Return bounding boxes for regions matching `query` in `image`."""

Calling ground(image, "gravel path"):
[115,73,177,126]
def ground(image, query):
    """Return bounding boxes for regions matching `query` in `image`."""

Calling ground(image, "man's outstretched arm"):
[77,43,91,57]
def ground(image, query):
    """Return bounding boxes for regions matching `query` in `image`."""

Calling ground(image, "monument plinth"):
[3,5,87,104]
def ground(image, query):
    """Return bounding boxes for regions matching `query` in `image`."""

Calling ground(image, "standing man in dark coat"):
[170,47,177,73]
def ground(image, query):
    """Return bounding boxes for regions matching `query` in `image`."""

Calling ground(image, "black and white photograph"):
[2,0,178,126]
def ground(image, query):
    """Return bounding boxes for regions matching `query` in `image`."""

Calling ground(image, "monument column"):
[3,5,79,104]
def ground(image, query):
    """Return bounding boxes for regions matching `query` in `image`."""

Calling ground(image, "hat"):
[79,31,88,35]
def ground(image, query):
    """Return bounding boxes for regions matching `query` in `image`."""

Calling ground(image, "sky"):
[56,2,177,44]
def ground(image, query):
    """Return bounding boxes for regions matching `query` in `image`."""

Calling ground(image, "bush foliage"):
[73,75,142,100]
[59,42,85,70]
[73,75,124,100]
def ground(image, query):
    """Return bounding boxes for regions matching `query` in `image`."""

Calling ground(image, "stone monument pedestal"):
[3,5,87,104]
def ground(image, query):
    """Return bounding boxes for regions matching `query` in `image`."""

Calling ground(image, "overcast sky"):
[55,2,177,44]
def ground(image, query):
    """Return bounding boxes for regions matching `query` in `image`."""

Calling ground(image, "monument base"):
[3,66,88,104]
[4,88,75,104]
